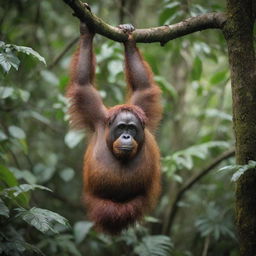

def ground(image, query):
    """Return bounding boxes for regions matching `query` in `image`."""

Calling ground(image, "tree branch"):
[62,0,227,44]
[163,148,235,235]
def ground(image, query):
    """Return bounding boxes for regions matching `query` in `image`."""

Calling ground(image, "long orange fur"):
[66,26,162,234]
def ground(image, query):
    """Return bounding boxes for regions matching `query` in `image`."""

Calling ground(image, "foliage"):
[162,141,230,182]
[219,160,256,182]
[134,235,173,256]
[195,202,235,240]
[0,41,45,73]
[0,0,237,255]
[118,226,173,256]
[0,165,70,255]
[16,207,69,233]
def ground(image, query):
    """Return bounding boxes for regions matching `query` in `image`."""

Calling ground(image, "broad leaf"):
[12,45,46,65]
[191,56,202,81]
[219,160,256,182]
[0,52,20,72]
[159,2,180,25]
[0,86,14,99]
[33,164,55,183]
[4,184,52,197]
[163,141,230,172]
[8,125,26,139]
[59,168,75,182]
[64,130,85,148]
[0,130,7,141]
[210,70,228,85]
[155,76,177,99]
[74,221,93,244]
[0,165,18,187]
[16,207,69,233]
[134,235,173,256]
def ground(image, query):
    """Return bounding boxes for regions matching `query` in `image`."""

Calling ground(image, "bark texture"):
[223,1,256,255]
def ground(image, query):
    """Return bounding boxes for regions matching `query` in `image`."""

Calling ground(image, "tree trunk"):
[223,0,256,255]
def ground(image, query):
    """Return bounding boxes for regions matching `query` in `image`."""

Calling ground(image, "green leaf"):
[54,235,82,256]
[40,70,59,85]
[16,207,69,233]
[218,165,240,172]
[191,56,202,81]
[0,52,20,72]
[205,109,232,121]
[134,235,173,256]
[195,202,235,241]
[30,111,51,126]
[74,221,93,244]
[108,60,123,80]
[190,4,209,16]
[0,165,18,187]
[248,160,256,168]
[0,130,8,141]
[164,141,230,172]
[218,161,256,182]
[2,184,51,208]
[59,168,75,182]
[0,198,10,218]
[8,125,26,139]
[231,166,252,182]
[33,164,55,183]
[159,2,180,25]
[210,70,228,85]
[155,76,177,99]
[144,216,160,223]
[0,41,5,48]
[0,179,29,207]
[4,184,52,197]
[19,138,28,154]
[0,86,14,99]
[64,130,85,148]
[173,174,183,183]
[17,89,30,102]
[12,45,46,65]
[0,238,44,255]
[11,168,37,184]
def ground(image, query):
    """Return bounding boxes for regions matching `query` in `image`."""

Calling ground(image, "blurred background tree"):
[0,0,238,255]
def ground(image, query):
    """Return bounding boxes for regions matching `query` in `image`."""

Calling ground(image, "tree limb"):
[163,148,235,235]
[62,0,227,44]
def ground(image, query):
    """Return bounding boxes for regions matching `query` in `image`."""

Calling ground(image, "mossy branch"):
[62,0,227,45]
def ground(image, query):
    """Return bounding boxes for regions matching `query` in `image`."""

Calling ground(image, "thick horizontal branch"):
[134,12,226,44]
[62,0,227,44]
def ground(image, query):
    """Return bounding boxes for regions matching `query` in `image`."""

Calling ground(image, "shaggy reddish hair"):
[107,104,147,127]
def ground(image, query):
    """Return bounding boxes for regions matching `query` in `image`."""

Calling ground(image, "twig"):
[163,148,235,235]
[62,0,227,45]
[202,235,210,256]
